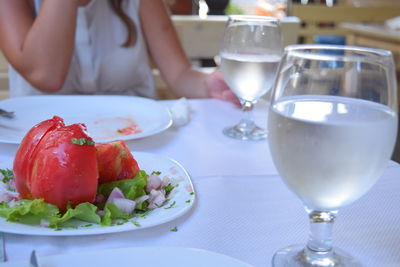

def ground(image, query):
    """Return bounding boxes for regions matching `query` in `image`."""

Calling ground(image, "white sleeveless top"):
[9,0,156,98]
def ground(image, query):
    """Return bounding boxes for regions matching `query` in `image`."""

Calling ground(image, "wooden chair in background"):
[289,4,400,44]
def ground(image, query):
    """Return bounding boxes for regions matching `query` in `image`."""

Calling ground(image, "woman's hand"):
[205,69,240,106]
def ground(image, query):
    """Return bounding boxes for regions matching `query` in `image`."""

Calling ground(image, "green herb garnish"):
[70,138,95,146]
[170,226,178,232]
[163,184,175,195]
[0,168,13,184]
[132,220,141,227]
[136,208,153,219]
[164,201,176,209]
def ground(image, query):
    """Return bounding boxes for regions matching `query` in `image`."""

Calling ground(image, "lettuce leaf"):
[100,203,130,226]
[98,170,147,201]
[0,199,59,225]
[56,202,101,226]
[0,199,102,228]
[98,170,149,212]
[0,170,151,228]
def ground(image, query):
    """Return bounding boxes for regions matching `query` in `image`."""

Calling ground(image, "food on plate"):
[0,117,184,229]
[117,124,142,135]
[13,116,98,211]
[96,140,140,184]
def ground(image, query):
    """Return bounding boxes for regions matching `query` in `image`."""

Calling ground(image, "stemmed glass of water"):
[268,44,398,266]
[220,15,283,140]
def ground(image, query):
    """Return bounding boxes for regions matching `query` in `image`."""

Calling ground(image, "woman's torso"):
[9,0,156,98]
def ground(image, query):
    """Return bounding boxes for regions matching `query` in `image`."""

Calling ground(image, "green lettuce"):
[0,198,138,228]
[98,170,149,210]
[56,202,101,225]
[100,203,131,226]
[0,199,59,225]
[0,199,103,227]
[0,170,152,228]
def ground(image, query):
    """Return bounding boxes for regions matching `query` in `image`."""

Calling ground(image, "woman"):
[0,0,237,103]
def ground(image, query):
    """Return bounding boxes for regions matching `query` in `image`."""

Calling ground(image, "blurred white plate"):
[2,247,253,267]
[0,152,195,236]
[0,95,172,144]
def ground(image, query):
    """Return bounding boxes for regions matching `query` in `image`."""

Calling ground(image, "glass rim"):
[228,15,280,23]
[284,44,393,61]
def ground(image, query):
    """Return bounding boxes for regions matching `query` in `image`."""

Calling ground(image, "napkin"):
[169,97,191,127]
[385,16,400,30]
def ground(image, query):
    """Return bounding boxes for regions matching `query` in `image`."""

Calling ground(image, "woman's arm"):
[0,0,80,92]
[139,0,238,103]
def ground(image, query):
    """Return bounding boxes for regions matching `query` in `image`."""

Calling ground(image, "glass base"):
[223,124,267,141]
[272,245,361,267]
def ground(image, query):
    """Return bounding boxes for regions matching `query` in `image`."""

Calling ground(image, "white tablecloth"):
[0,99,399,267]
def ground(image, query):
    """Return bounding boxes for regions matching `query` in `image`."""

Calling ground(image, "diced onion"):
[111,198,136,214]
[146,174,162,193]
[148,189,166,209]
[135,195,149,204]
[105,187,136,214]
[106,187,125,203]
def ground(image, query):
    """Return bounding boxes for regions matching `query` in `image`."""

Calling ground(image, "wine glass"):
[268,44,398,266]
[220,15,283,141]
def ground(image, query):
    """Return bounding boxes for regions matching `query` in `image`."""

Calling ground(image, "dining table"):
[0,97,399,267]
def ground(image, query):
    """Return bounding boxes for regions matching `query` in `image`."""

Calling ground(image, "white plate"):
[2,247,253,267]
[0,95,172,144]
[0,152,195,236]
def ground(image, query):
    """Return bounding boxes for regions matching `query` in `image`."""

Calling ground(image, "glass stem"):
[239,101,255,131]
[304,210,337,262]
